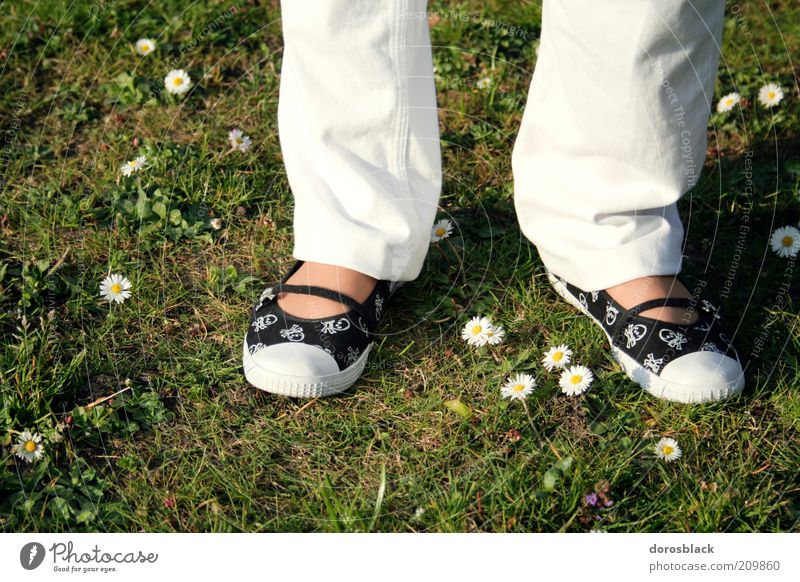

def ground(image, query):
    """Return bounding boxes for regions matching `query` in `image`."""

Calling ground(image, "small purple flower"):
[584,492,599,506]
[604,499,614,507]
[594,514,602,521]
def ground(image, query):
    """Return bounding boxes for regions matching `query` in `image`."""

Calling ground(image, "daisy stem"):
[434,242,453,272]
[521,399,539,438]
[443,237,464,283]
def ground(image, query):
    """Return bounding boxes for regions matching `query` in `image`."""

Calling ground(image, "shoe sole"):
[546,272,744,404]
[242,339,373,398]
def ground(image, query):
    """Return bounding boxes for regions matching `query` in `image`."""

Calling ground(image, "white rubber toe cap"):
[658,352,745,403]
[249,342,339,379]
[242,339,373,398]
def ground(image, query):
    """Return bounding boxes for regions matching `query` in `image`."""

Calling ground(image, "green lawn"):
[1,0,798,532]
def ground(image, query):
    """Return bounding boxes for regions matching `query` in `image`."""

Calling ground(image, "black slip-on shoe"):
[547,271,745,404]
[242,260,401,398]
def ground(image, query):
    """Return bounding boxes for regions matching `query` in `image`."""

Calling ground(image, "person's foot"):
[242,260,396,398]
[277,261,378,318]
[546,270,744,404]
[605,276,697,325]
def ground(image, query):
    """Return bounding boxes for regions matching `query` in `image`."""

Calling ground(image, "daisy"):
[486,324,505,346]
[758,83,784,108]
[541,344,572,371]
[500,373,536,401]
[770,225,800,258]
[559,364,594,396]
[12,430,44,463]
[430,219,453,242]
[461,316,492,347]
[135,38,156,56]
[655,437,682,462]
[164,69,191,95]
[210,218,223,230]
[716,92,740,113]
[228,128,252,152]
[99,273,133,304]
[120,155,147,177]
[476,77,492,90]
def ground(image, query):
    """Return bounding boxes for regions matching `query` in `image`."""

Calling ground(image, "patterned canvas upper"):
[245,263,393,372]
[554,276,740,376]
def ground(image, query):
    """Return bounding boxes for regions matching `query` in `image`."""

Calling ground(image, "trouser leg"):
[512,0,725,291]
[278,1,441,281]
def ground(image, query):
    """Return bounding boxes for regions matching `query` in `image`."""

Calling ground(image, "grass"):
[1,0,799,532]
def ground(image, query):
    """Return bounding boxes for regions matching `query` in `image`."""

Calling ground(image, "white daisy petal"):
[12,430,45,463]
[757,83,784,108]
[486,324,505,346]
[120,155,147,177]
[770,225,800,258]
[542,343,573,371]
[135,38,156,56]
[461,315,492,347]
[431,218,453,242]
[164,69,191,95]
[655,437,682,462]
[99,273,133,304]
[558,364,594,396]
[501,372,536,401]
[716,92,741,114]
[228,128,252,152]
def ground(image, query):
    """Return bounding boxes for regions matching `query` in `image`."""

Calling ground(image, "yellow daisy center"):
[552,351,563,362]
[142,44,150,52]
[768,91,776,99]
[471,325,483,335]
[173,77,183,86]
[725,98,733,106]
[781,235,794,247]
[24,441,36,453]
[110,283,122,294]
[435,227,446,236]
[570,374,583,385]
[512,383,525,392]
[662,445,674,456]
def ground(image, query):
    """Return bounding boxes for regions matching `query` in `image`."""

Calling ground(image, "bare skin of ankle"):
[605,275,698,325]
[277,261,377,318]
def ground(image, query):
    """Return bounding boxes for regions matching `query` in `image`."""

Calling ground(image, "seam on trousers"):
[392,0,412,270]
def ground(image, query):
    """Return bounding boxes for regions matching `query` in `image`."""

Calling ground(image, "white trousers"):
[278,0,724,291]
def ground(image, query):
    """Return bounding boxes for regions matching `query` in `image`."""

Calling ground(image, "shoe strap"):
[611,296,704,346]
[272,283,364,313]
[271,281,390,331]
[261,260,394,330]
[624,297,695,319]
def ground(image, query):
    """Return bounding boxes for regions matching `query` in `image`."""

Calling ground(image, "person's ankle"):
[277,261,377,319]
[605,275,698,325]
